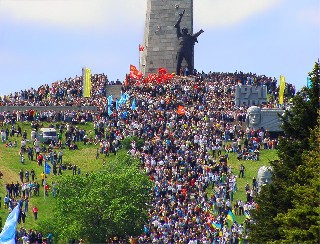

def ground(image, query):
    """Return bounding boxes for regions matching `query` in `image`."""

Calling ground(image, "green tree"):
[249,61,320,243]
[47,154,153,242]
[274,118,320,243]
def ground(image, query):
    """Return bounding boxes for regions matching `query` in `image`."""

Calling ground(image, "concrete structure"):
[246,106,285,132]
[105,85,122,99]
[235,85,268,107]
[257,166,273,187]
[141,0,193,75]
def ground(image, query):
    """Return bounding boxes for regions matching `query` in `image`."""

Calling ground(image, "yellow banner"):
[83,68,91,98]
[279,75,285,104]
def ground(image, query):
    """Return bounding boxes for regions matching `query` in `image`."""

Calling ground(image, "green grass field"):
[0,121,278,235]
[0,121,116,232]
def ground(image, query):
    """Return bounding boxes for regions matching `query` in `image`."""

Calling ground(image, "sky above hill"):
[0,0,319,96]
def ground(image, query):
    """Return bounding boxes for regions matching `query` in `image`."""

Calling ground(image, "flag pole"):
[43,162,46,199]
[139,44,141,71]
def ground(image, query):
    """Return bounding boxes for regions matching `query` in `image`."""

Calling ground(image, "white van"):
[38,128,58,144]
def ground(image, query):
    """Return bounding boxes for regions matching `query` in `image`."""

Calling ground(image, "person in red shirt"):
[37,153,43,166]
[32,205,38,220]
[44,183,50,196]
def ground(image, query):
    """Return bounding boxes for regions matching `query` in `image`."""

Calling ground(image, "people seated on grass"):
[69,142,78,150]
[5,140,13,147]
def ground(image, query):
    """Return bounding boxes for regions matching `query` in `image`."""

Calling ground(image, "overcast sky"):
[0,0,319,95]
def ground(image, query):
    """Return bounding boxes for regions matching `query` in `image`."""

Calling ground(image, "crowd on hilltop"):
[0,73,121,108]
[0,70,294,243]
[0,71,295,110]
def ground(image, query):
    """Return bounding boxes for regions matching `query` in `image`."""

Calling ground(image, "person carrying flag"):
[0,202,21,243]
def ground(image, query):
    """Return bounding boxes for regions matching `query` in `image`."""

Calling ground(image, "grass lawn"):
[206,147,278,224]
[0,121,119,232]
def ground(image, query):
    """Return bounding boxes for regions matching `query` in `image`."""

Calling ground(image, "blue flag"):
[107,95,113,106]
[116,99,119,110]
[45,162,51,174]
[108,106,113,116]
[131,98,136,110]
[307,77,312,88]
[0,203,20,244]
[118,93,129,107]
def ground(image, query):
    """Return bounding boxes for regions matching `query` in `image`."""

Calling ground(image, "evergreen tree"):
[275,119,320,243]
[249,61,320,243]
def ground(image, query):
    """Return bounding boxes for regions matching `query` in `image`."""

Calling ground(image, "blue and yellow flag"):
[212,222,222,229]
[279,75,286,104]
[244,210,251,219]
[82,68,91,98]
[227,210,235,222]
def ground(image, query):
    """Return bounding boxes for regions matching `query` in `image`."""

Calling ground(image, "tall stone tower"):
[140,0,193,75]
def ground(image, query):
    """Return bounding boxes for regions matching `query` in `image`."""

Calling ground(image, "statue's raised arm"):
[174,10,185,28]
[193,29,204,38]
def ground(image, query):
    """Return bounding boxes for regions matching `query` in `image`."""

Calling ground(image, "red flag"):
[130,65,140,80]
[139,44,145,51]
[157,76,163,84]
[129,72,137,79]
[163,73,174,82]
[130,64,138,74]
[136,71,143,79]
[158,67,167,75]
[124,74,129,86]
[177,105,186,115]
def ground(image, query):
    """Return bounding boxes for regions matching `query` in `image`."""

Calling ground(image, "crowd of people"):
[0,70,293,243]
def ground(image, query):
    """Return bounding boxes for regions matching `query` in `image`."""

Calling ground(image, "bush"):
[122,136,144,151]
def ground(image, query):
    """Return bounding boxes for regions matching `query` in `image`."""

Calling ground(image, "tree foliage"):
[274,118,320,243]
[122,136,144,151]
[249,62,320,243]
[48,154,153,242]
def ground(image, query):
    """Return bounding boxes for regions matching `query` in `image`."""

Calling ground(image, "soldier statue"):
[174,10,204,75]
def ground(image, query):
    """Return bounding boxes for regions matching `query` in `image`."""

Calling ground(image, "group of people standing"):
[0,68,291,243]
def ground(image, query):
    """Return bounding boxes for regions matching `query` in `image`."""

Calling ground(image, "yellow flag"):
[83,68,91,98]
[279,75,285,104]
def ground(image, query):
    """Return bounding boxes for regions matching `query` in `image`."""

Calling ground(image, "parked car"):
[37,128,58,144]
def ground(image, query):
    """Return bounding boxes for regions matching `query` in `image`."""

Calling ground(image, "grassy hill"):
[0,121,114,231]
[0,121,278,237]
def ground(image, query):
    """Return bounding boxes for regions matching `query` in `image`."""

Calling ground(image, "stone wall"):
[260,109,284,132]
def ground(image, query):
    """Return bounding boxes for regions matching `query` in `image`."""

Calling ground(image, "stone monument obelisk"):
[140,0,193,75]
